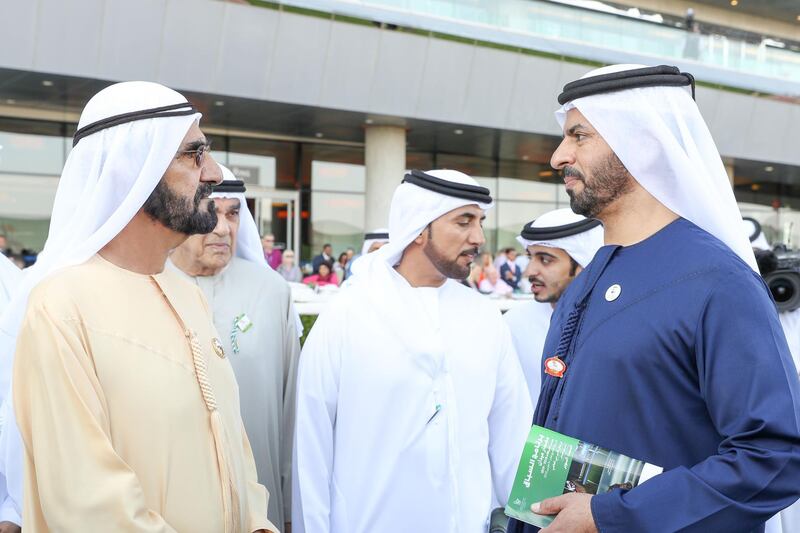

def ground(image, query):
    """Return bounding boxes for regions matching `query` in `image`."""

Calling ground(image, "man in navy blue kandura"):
[507,64,800,533]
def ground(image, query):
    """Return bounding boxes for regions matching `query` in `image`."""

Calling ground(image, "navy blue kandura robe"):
[508,218,800,533]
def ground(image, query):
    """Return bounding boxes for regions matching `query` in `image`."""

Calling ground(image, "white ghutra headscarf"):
[210,165,267,267]
[517,208,604,269]
[556,64,757,271]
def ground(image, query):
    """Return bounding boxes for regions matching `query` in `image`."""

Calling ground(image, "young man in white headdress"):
[293,169,533,533]
[503,208,603,408]
[507,65,800,533]
[1,82,274,532]
[342,229,389,280]
[361,228,389,255]
[170,166,301,531]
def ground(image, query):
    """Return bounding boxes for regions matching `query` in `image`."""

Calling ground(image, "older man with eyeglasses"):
[170,167,301,532]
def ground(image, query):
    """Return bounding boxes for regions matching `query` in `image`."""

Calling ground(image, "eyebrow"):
[534,251,558,260]
[226,201,241,213]
[182,138,209,152]
[566,123,590,136]
[458,213,486,221]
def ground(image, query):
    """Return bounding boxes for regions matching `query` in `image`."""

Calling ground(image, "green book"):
[505,425,662,528]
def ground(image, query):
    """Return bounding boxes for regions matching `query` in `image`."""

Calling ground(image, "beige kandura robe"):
[13,255,276,533]
[170,257,300,528]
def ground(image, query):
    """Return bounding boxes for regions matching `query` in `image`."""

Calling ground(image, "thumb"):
[531,494,571,515]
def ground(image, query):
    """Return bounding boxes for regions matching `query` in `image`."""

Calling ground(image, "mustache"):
[194,183,214,207]
[460,247,480,257]
[529,276,544,285]
[563,166,585,181]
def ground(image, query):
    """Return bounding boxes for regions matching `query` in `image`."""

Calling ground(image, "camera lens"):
[767,270,800,312]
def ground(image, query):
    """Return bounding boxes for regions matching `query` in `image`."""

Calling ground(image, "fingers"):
[531,493,573,515]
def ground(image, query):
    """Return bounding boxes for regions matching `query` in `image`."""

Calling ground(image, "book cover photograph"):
[505,425,662,528]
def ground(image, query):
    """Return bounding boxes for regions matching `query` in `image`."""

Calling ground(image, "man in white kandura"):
[0,256,22,533]
[293,169,533,533]
[0,82,274,533]
[504,208,603,408]
[170,166,301,531]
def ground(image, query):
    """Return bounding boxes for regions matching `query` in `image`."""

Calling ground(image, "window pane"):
[0,174,58,251]
[227,151,276,187]
[312,161,365,193]
[311,191,365,256]
[498,177,560,202]
[496,201,557,250]
[0,131,64,175]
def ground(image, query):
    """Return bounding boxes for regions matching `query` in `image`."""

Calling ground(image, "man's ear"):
[413,224,430,246]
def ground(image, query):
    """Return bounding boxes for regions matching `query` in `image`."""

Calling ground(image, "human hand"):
[532,493,598,533]
[0,521,21,533]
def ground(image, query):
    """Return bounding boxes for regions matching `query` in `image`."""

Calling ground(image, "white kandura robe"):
[293,268,533,533]
[0,255,22,525]
[767,309,800,533]
[171,257,300,528]
[503,301,554,409]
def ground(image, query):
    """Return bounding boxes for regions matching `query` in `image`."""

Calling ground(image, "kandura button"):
[605,284,622,302]
[212,337,226,358]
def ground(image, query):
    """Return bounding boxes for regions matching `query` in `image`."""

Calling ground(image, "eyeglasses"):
[177,141,212,168]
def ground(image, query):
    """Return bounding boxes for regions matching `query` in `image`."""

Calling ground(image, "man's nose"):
[551,138,575,170]
[201,153,224,185]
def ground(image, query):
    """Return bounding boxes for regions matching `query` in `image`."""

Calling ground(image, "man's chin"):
[533,293,555,304]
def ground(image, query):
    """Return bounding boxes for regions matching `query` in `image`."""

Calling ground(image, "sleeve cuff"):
[590,490,624,533]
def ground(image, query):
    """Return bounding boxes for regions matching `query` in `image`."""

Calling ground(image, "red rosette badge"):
[544,356,567,378]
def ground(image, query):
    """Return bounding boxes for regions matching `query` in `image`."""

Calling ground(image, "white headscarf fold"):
[516,208,604,268]
[556,64,757,271]
[0,81,201,402]
[351,169,493,279]
[211,166,266,267]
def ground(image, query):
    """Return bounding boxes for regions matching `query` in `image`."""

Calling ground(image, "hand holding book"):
[505,425,662,528]
[530,493,596,532]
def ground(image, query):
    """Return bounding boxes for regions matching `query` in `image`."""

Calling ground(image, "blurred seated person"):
[261,233,282,270]
[303,260,339,287]
[333,252,348,282]
[500,247,522,290]
[479,252,493,283]
[311,243,333,274]
[277,249,302,283]
[479,266,512,296]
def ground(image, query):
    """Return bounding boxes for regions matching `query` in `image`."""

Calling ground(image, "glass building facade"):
[2,115,800,262]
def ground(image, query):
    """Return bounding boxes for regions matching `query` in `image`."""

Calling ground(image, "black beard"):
[566,152,633,218]
[142,179,217,235]
[423,239,475,280]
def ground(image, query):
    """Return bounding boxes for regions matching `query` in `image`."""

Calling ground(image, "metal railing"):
[273,0,800,96]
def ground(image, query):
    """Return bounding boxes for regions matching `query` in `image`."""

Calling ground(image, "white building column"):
[365,124,406,231]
